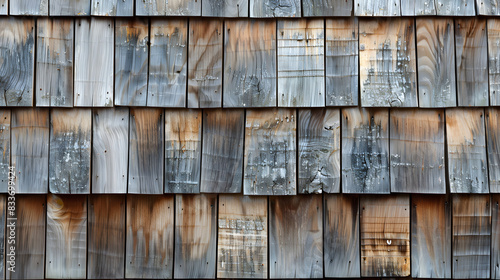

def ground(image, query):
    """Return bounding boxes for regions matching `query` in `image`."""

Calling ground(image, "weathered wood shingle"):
[9,0,48,15]
[486,108,500,193]
[136,0,201,15]
[0,111,10,192]
[203,0,249,16]
[303,0,352,16]
[355,0,401,16]
[50,0,90,15]
[488,19,500,106]
[250,0,301,17]
[91,0,133,16]
[492,194,500,279]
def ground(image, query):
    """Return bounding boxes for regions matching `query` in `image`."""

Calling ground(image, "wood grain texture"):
[0,0,7,14]
[446,108,489,193]
[436,0,475,15]
[250,0,301,17]
[360,195,410,277]
[325,18,359,106]
[411,194,452,278]
[0,196,4,278]
[0,111,10,192]
[359,18,417,107]
[355,0,400,16]
[126,195,174,279]
[390,109,446,193]
[217,195,267,279]
[88,195,126,279]
[36,18,74,107]
[175,194,217,279]
[46,194,87,279]
[7,195,46,280]
[341,108,390,194]
[401,0,436,15]
[9,0,47,15]
[455,18,489,107]
[165,110,201,194]
[269,195,322,278]
[136,0,201,15]
[187,20,223,108]
[324,194,360,278]
[278,19,325,107]
[148,19,187,107]
[202,0,248,16]
[74,18,114,107]
[244,109,296,195]
[50,0,90,15]
[91,0,133,16]
[303,0,352,16]
[417,18,457,108]
[298,109,340,194]
[12,109,49,194]
[129,109,164,194]
[478,0,500,15]
[92,108,129,194]
[486,108,500,193]
[201,109,244,193]
[492,194,500,279]
[0,18,34,107]
[115,19,149,106]
[224,20,276,107]
[488,19,500,106]
[49,109,91,194]
[452,194,491,279]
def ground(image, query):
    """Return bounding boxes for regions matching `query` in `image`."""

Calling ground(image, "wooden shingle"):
[0,111,10,193]
[486,108,500,193]
[91,0,133,16]
[355,0,401,16]
[250,0,301,17]
[303,0,352,16]
[136,0,201,16]
[9,0,48,15]
[0,0,7,14]
[491,194,500,279]
[488,19,500,106]
[202,0,249,17]
[50,0,90,15]
[478,0,500,15]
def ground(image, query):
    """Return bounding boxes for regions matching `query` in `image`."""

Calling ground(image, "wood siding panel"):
[0,196,5,278]
[9,0,47,15]
[49,109,91,194]
[50,0,90,15]
[303,0,352,16]
[0,111,10,193]
[46,194,87,279]
[12,109,49,194]
[217,195,267,279]
[354,0,401,16]
[478,0,500,15]
[165,110,202,194]
[136,0,201,15]
[174,194,217,279]
[360,195,410,277]
[244,109,296,195]
[446,108,489,193]
[91,0,133,16]
[492,194,500,279]
[224,20,277,107]
[188,20,223,108]
[436,0,475,15]
[249,0,300,17]
[487,108,500,193]
[74,18,114,107]
[36,18,74,107]
[359,18,417,107]
[390,109,446,193]
[126,195,174,279]
[0,0,6,14]
[202,0,248,16]
[341,108,390,194]
[488,19,500,106]
[401,0,436,15]
[325,18,359,106]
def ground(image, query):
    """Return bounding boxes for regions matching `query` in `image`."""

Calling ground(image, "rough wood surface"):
[74,18,114,107]
[417,18,457,108]
[244,109,296,195]
[88,195,126,279]
[46,194,87,279]
[478,0,500,15]
[269,195,322,278]
[324,194,360,278]
[488,19,500,106]
[175,194,217,279]
[355,0,400,16]
[0,0,7,14]
[303,0,352,16]
[91,0,133,16]
[201,109,245,193]
[0,18,35,107]
[452,194,491,279]
[187,20,223,108]
[411,194,452,278]
[36,18,74,107]
[115,19,149,106]
[341,108,390,194]
[129,109,164,194]
[360,195,410,277]
[92,108,129,194]
[148,19,187,107]
[436,0,475,15]
[50,0,90,15]
[0,111,10,192]
[7,195,46,280]
[325,18,359,106]
[250,0,301,17]
[492,194,500,279]
[217,195,267,279]
[202,0,248,16]
[455,18,489,107]
[224,20,276,107]
[136,0,201,15]
[49,109,91,194]
[278,19,325,107]
[9,0,47,15]
[389,109,446,193]
[12,109,49,194]
[359,18,417,107]
[0,196,4,278]
[401,0,436,15]
[446,108,489,193]
[126,195,174,279]
[165,109,202,194]
[298,109,340,194]
[487,108,500,193]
